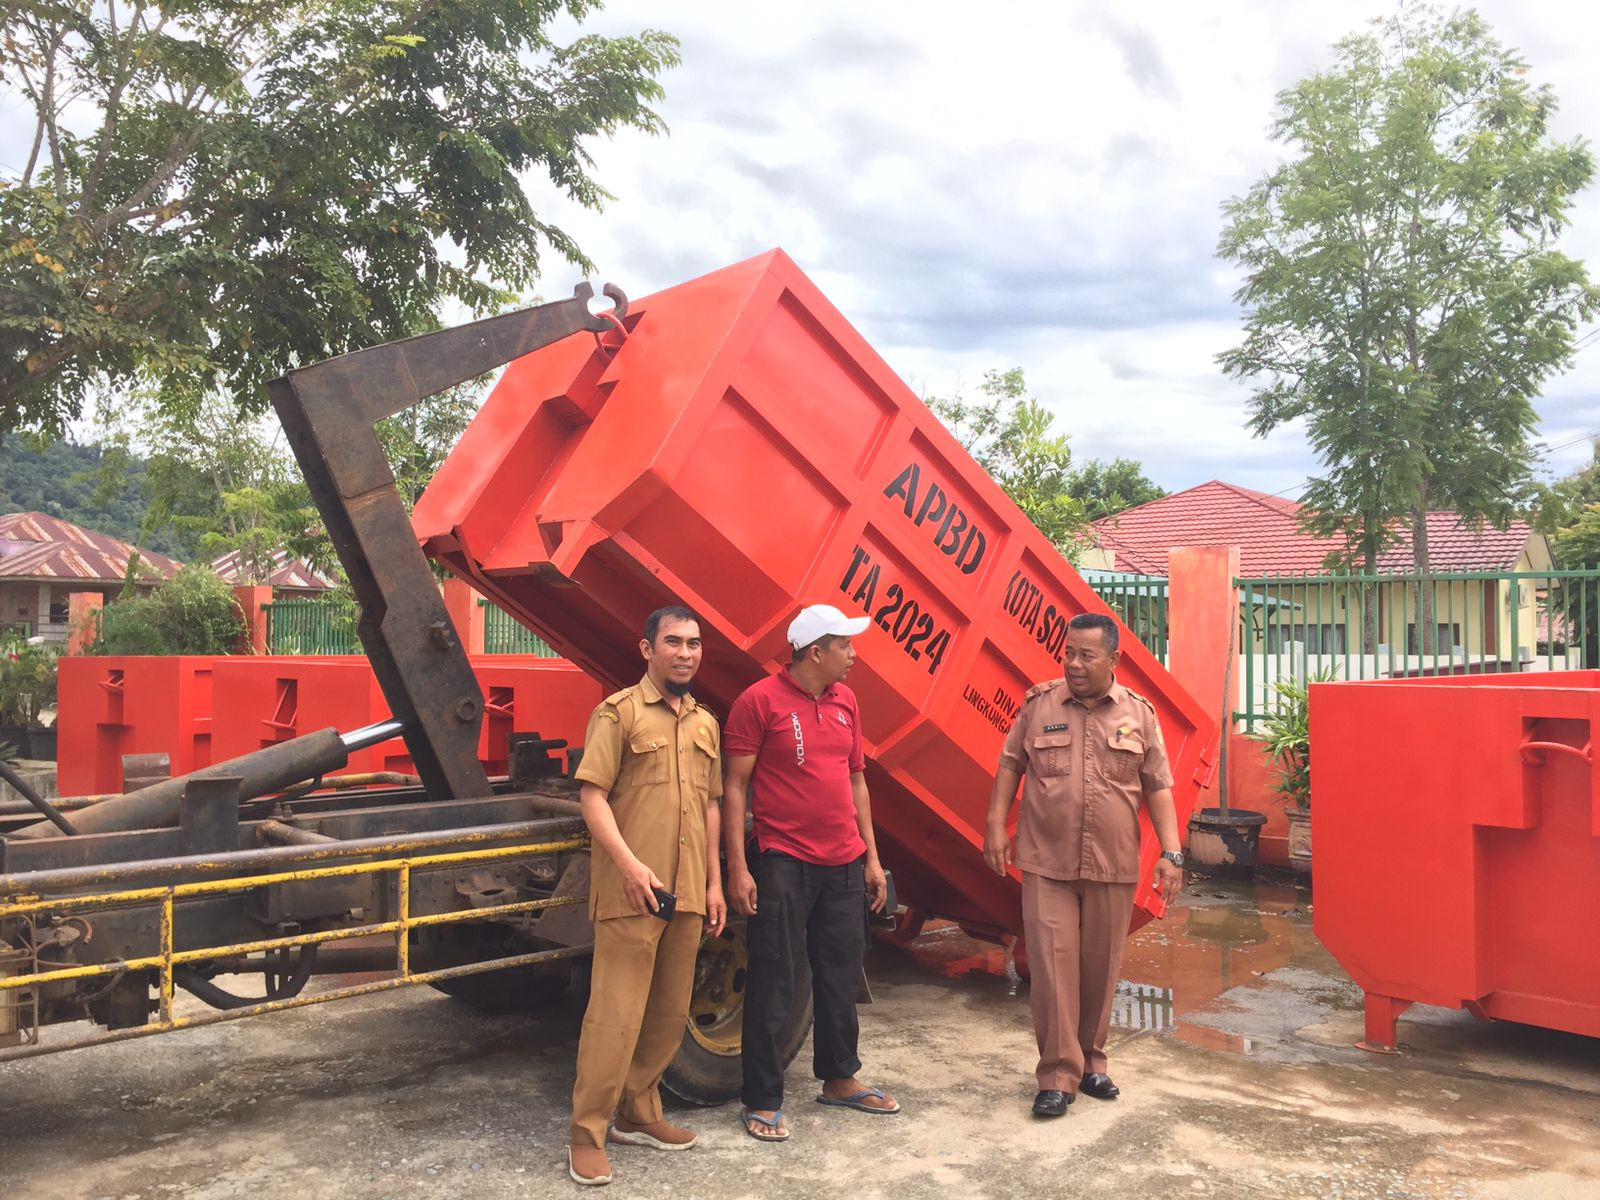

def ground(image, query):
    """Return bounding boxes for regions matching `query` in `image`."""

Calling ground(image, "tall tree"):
[1218,5,1598,652]
[1065,458,1166,522]
[929,368,1088,555]
[927,367,1165,558]
[0,1,678,436]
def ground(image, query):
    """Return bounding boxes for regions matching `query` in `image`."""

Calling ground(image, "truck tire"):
[415,923,574,1014]
[663,918,812,1105]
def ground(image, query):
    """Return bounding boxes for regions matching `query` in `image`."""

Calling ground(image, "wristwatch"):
[1159,850,1185,868]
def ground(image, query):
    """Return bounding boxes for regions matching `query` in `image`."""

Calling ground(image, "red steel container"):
[1313,672,1600,1049]
[415,249,1218,939]
[56,656,219,794]
[59,655,600,793]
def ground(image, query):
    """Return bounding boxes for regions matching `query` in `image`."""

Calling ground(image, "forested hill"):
[0,440,184,556]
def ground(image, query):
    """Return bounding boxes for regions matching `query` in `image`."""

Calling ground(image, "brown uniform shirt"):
[573,675,723,920]
[997,679,1174,884]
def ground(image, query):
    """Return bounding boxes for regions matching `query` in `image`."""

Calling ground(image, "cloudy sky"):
[524,0,1600,502]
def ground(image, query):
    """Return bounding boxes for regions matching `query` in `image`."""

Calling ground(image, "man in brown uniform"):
[983,612,1183,1118]
[567,605,727,1185]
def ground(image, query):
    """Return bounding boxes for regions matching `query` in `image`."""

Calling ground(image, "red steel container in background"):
[1313,672,1600,1050]
[58,655,599,793]
[415,249,1219,940]
[56,656,218,794]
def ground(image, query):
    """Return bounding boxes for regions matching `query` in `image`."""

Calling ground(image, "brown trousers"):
[1021,872,1136,1092]
[569,910,702,1148]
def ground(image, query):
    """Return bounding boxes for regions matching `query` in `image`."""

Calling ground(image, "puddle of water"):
[894,878,1353,1054]
[1116,878,1341,1053]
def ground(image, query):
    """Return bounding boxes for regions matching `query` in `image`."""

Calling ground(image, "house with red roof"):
[0,512,182,641]
[1092,481,1555,668]
[210,548,334,597]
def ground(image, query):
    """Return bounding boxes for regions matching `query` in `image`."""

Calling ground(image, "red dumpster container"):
[415,249,1218,939]
[56,656,219,794]
[204,656,601,779]
[1313,672,1600,1049]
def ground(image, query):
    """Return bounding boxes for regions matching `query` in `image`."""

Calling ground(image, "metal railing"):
[0,834,586,1061]
[264,597,360,655]
[480,599,556,656]
[1234,569,1600,729]
[1085,574,1170,664]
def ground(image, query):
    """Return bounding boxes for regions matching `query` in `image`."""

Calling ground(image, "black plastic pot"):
[26,724,56,761]
[1186,806,1268,879]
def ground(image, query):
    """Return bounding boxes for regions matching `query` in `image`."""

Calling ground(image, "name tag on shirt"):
[1043,723,1068,733]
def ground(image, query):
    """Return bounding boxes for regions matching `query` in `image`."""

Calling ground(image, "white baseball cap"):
[787,603,870,650]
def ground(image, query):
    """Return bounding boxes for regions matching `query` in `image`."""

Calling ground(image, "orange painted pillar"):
[442,576,486,656]
[1165,546,1241,842]
[233,585,273,655]
[1166,546,1241,732]
[66,591,104,654]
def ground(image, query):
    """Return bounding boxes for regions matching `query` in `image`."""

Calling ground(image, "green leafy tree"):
[1218,5,1598,652]
[90,562,246,654]
[376,382,484,512]
[1,1,679,436]
[91,390,324,577]
[928,368,1166,557]
[928,368,1088,555]
[1533,440,1600,534]
[1549,505,1600,664]
[1065,458,1166,521]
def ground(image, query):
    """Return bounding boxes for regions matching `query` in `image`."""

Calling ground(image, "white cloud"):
[523,0,1600,497]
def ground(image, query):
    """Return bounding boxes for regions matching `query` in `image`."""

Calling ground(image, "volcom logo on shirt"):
[790,712,805,765]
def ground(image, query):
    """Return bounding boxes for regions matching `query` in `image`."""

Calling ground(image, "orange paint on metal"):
[1314,671,1600,1049]
[415,249,1218,937]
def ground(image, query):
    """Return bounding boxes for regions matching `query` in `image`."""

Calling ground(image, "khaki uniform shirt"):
[997,678,1174,884]
[573,675,723,920]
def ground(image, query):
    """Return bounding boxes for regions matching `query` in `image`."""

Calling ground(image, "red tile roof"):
[1091,481,1541,575]
[211,549,333,592]
[0,512,181,584]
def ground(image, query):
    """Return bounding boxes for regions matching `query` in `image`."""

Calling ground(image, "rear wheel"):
[663,917,812,1104]
[416,923,573,1014]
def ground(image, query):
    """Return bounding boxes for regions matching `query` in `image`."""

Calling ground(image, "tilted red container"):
[415,249,1217,939]
[1313,672,1600,1049]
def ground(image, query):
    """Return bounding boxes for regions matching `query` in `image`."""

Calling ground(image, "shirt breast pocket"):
[627,734,670,785]
[691,734,718,790]
[1105,732,1145,784]
[1029,731,1073,777]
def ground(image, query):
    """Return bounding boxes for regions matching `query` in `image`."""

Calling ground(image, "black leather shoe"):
[1080,1073,1120,1100]
[1031,1089,1072,1117]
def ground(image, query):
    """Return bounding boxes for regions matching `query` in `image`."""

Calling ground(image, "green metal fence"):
[1084,571,1170,664]
[265,598,360,655]
[480,599,557,656]
[1234,569,1600,730]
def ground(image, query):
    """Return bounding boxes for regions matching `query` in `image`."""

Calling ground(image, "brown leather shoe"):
[608,1117,698,1151]
[567,1144,612,1185]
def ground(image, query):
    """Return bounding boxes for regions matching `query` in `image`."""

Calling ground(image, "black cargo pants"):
[740,849,866,1111]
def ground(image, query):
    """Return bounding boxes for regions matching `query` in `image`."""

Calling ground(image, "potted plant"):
[0,637,59,760]
[1254,667,1337,874]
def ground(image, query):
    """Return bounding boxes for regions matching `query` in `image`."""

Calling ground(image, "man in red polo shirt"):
[724,604,899,1143]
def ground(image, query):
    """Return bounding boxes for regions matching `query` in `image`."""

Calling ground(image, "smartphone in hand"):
[650,887,678,922]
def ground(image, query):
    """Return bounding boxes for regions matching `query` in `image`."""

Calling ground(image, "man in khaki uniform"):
[567,605,726,1186]
[983,612,1183,1118]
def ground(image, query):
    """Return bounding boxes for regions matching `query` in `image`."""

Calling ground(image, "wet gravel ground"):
[4,879,1599,1199]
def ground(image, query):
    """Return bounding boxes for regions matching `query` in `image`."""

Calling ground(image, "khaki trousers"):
[569,910,702,1148]
[1021,872,1136,1092]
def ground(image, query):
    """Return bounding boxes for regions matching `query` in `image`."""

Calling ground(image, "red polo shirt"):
[724,670,867,867]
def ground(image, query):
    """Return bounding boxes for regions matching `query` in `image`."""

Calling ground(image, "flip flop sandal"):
[740,1108,790,1142]
[816,1087,901,1114]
